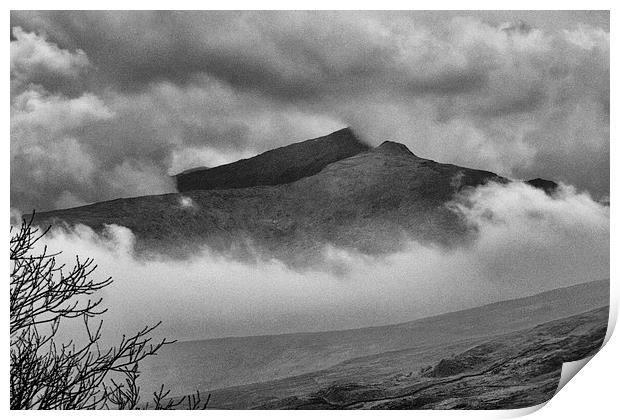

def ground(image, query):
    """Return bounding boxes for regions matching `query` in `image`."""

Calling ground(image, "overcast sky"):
[10,11,609,212]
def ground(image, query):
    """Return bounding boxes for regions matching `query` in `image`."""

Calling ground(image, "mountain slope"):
[34,128,558,264]
[175,127,370,192]
[35,131,507,263]
[136,279,609,403]
[526,178,559,194]
[248,306,608,409]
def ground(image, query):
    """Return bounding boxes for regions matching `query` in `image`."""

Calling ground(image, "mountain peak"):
[315,127,367,149]
[331,126,356,137]
[375,141,417,157]
[175,127,370,192]
[526,178,559,195]
[35,127,511,264]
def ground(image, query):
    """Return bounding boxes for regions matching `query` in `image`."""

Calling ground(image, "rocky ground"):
[248,306,608,409]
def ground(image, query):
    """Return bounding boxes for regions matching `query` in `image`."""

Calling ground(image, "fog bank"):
[28,182,609,341]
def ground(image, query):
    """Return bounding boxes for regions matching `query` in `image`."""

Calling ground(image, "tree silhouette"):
[10,213,209,410]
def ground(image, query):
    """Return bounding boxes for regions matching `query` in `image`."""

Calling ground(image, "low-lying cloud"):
[25,182,608,342]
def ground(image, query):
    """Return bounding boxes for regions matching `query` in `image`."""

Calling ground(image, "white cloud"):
[178,196,197,210]
[11,88,113,132]
[11,88,113,211]
[108,160,175,199]
[563,24,610,50]
[11,26,91,90]
[54,191,90,210]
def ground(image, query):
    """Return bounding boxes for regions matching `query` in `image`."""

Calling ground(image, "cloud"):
[10,39,345,212]
[178,196,197,210]
[10,12,609,212]
[449,182,609,286]
[31,182,608,341]
[10,26,91,95]
[9,85,179,211]
[11,88,112,130]
[10,208,23,225]
[11,88,111,211]
[563,24,610,50]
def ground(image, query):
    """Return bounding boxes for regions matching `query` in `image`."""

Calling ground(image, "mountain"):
[175,166,210,176]
[174,128,371,192]
[526,178,559,194]
[34,128,552,264]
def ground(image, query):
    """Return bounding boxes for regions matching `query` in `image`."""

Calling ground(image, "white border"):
[3,3,616,418]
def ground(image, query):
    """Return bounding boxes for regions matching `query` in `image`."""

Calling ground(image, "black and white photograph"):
[8,8,612,412]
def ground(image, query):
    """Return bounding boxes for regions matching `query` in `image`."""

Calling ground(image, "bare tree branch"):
[10,214,209,410]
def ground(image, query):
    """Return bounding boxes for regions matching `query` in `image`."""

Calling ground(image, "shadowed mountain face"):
[526,178,559,195]
[175,128,371,192]
[34,128,554,264]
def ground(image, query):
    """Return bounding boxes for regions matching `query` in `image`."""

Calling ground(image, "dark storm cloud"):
[405,70,489,96]
[8,11,496,100]
[474,87,547,118]
[10,11,326,99]
[10,11,610,212]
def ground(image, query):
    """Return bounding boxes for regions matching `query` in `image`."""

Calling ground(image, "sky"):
[10,10,609,212]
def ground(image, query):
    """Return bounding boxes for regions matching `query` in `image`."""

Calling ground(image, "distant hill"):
[174,127,370,192]
[137,279,609,403]
[34,128,555,264]
[247,306,608,409]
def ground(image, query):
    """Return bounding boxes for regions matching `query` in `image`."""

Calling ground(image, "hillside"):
[249,306,608,409]
[33,128,563,265]
[34,129,512,263]
[136,279,609,407]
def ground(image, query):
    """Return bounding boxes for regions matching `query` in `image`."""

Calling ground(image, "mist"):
[28,181,608,342]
